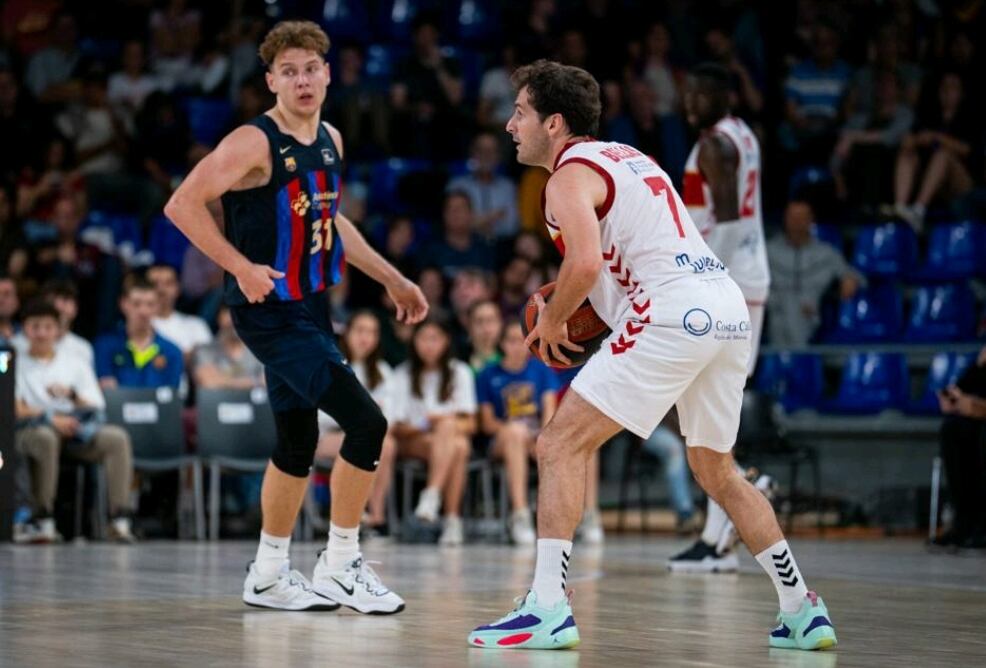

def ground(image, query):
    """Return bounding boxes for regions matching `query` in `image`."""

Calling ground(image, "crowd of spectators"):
[1,0,985,542]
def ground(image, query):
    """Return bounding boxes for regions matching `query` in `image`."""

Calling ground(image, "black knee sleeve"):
[271,408,318,477]
[319,364,387,472]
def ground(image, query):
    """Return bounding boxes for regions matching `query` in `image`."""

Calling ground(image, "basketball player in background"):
[670,63,775,574]
[166,21,426,613]
[468,60,835,651]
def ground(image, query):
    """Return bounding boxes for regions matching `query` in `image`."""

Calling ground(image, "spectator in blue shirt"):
[447,131,520,240]
[781,22,853,163]
[476,319,559,545]
[95,276,183,390]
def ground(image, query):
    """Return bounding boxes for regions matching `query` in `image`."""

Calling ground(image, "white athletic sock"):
[755,540,809,613]
[531,539,572,608]
[324,522,360,571]
[701,498,730,547]
[254,531,290,581]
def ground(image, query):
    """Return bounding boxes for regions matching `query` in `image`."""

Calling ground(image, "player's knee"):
[535,432,565,464]
[339,406,387,472]
[688,449,735,498]
[271,408,318,477]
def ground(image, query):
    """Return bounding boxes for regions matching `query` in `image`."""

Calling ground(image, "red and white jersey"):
[683,116,770,302]
[544,140,732,331]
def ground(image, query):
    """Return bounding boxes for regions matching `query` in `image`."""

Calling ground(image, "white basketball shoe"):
[243,561,340,611]
[312,551,406,615]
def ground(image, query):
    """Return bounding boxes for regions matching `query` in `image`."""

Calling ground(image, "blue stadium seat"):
[376,0,426,44]
[369,158,432,213]
[904,283,977,343]
[852,222,918,278]
[150,214,191,270]
[79,211,142,258]
[811,223,843,252]
[907,352,975,415]
[913,221,983,281]
[827,283,903,343]
[319,0,372,43]
[788,165,832,200]
[754,352,824,412]
[824,352,909,414]
[184,97,233,147]
[364,44,408,83]
[444,0,501,45]
[442,46,486,100]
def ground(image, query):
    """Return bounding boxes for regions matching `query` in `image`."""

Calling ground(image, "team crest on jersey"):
[292,192,311,216]
[321,148,334,165]
[284,156,297,172]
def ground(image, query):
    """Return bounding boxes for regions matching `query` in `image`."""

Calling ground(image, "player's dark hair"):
[511,59,601,137]
[409,317,455,403]
[340,310,385,391]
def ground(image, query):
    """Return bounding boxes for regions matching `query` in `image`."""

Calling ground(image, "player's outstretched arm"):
[525,163,604,365]
[697,134,740,221]
[335,212,428,325]
[164,126,283,304]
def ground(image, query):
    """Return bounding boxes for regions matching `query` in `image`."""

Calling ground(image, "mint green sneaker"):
[769,591,838,650]
[468,591,580,650]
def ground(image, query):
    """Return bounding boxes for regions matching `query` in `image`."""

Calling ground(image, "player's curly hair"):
[259,20,330,68]
[511,59,601,137]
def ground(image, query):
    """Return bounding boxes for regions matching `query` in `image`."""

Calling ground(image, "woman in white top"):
[392,318,477,546]
[315,311,396,533]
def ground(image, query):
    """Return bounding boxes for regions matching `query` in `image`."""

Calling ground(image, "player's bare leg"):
[260,462,309,537]
[687,446,837,650]
[469,389,621,650]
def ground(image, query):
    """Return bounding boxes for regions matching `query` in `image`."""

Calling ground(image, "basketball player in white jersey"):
[669,63,775,574]
[468,60,835,652]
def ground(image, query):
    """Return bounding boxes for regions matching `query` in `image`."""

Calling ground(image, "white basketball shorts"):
[570,277,751,453]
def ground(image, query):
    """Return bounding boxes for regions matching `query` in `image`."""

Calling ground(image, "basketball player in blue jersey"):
[166,21,426,613]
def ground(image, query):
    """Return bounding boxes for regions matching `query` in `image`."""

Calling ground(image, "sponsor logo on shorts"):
[714,319,752,341]
[682,308,712,336]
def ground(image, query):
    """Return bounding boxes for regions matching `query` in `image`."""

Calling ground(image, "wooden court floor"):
[2,537,985,667]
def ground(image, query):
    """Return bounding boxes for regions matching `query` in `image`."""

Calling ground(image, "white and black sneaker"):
[667,540,739,573]
[312,551,405,615]
[243,561,340,611]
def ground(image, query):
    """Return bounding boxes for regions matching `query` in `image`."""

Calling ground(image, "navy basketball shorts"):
[231,292,350,412]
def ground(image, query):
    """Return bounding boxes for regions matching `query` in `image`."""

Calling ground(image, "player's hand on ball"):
[524,293,584,366]
[237,264,284,303]
[387,277,429,325]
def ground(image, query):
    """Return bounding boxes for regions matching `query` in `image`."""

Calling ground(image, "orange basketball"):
[521,282,611,368]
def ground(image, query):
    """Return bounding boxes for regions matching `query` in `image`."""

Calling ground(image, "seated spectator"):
[780,22,853,164]
[0,185,27,278]
[831,71,914,207]
[13,300,135,543]
[477,45,519,131]
[23,13,82,105]
[392,318,476,546]
[636,22,683,120]
[476,320,559,545]
[447,131,520,240]
[108,40,161,133]
[0,67,52,186]
[389,13,466,159]
[15,136,85,225]
[464,299,502,372]
[766,200,863,346]
[148,0,202,92]
[0,275,19,341]
[314,311,397,535]
[326,45,389,160]
[55,68,128,178]
[498,256,533,318]
[147,263,213,357]
[894,72,978,231]
[704,24,764,123]
[936,346,986,549]
[848,23,922,116]
[135,91,194,196]
[12,279,92,364]
[192,306,262,390]
[427,191,494,278]
[95,276,183,390]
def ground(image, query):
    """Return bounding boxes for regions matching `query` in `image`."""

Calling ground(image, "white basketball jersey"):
[543,140,731,332]
[683,116,770,302]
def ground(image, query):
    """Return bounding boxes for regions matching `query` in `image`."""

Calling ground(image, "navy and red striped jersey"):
[220,114,344,306]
